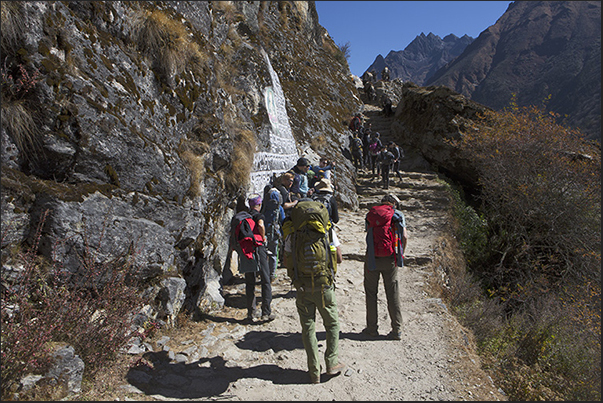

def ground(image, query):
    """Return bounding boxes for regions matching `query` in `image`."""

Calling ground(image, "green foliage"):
[445,181,488,266]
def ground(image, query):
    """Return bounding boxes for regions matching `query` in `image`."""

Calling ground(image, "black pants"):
[370,154,380,176]
[352,151,363,170]
[381,164,391,189]
[392,160,402,180]
[245,244,272,317]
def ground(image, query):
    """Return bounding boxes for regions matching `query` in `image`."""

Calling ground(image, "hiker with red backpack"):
[230,194,275,323]
[362,194,408,340]
[349,113,362,133]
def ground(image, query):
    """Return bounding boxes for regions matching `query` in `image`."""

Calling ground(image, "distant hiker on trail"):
[230,194,275,323]
[364,81,376,103]
[283,200,346,384]
[363,193,407,340]
[311,178,339,225]
[289,157,313,198]
[350,131,364,171]
[368,132,383,178]
[362,70,373,86]
[381,66,390,82]
[349,113,362,133]
[378,145,396,190]
[388,141,404,183]
[362,123,372,167]
[382,95,394,117]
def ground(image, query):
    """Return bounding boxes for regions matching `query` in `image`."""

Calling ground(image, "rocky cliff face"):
[426,1,601,141]
[1,1,362,323]
[366,33,474,84]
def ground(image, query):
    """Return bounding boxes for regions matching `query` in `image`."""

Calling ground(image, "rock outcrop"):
[1,1,362,323]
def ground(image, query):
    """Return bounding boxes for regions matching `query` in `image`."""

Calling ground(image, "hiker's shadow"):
[126,352,308,399]
[236,330,303,352]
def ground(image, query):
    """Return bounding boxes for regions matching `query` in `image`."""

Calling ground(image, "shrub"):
[450,103,601,400]
[1,210,145,399]
[456,104,600,291]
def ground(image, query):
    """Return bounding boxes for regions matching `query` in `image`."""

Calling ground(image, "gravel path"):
[122,167,507,401]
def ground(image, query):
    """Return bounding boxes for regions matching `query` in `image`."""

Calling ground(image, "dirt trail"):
[122,154,507,400]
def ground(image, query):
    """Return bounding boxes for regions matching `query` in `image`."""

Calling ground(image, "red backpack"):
[231,211,263,259]
[366,204,395,257]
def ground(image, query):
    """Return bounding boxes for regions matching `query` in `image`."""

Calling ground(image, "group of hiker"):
[225,148,409,384]
[348,113,404,190]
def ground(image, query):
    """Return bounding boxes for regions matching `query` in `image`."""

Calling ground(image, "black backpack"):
[311,192,333,220]
[351,137,363,152]
[380,150,395,166]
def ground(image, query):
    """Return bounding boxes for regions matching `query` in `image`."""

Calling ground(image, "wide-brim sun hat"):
[314,178,334,193]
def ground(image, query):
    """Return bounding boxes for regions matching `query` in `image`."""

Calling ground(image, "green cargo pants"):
[295,284,340,379]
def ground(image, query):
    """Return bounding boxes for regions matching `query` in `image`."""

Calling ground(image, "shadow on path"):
[127,353,309,399]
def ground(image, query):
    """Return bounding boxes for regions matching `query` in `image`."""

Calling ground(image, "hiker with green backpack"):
[363,194,408,341]
[283,200,346,384]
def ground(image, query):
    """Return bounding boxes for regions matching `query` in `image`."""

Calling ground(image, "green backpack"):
[283,200,337,290]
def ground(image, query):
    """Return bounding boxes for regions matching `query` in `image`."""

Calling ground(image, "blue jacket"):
[365,209,405,270]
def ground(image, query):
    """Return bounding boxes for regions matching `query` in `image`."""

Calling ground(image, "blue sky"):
[315,1,513,77]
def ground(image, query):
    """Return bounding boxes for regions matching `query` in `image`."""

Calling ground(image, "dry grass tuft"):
[131,9,206,85]
[1,1,24,53]
[1,100,41,158]
[180,142,209,198]
[225,128,256,192]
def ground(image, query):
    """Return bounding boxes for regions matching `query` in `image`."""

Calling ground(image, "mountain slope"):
[426,1,601,140]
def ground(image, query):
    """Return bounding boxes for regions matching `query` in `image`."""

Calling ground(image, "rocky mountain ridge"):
[426,0,601,140]
[366,32,474,85]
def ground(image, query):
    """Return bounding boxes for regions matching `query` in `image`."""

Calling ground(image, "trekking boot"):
[246,310,259,323]
[361,328,379,338]
[387,330,402,340]
[326,362,347,376]
[261,313,276,322]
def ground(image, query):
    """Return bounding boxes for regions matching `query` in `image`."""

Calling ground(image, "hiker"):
[276,172,299,217]
[378,144,396,189]
[363,193,407,340]
[289,157,313,198]
[388,141,404,183]
[231,194,275,322]
[283,200,346,384]
[382,95,393,117]
[362,70,373,86]
[362,123,372,167]
[350,131,364,171]
[311,178,339,225]
[364,81,376,103]
[368,132,383,178]
[261,183,286,281]
[381,66,390,82]
[311,157,335,182]
[349,113,362,133]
